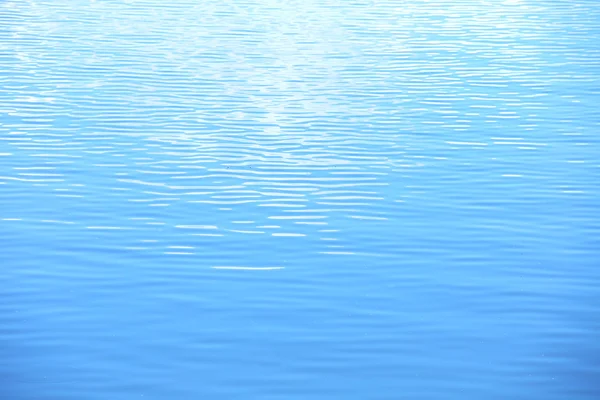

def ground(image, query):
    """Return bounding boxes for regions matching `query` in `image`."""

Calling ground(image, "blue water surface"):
[1,0,599,399]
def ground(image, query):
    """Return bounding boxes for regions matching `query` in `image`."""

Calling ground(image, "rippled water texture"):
[1,0,600,399]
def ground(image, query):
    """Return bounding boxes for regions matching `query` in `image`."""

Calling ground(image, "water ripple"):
[2,0,600,399]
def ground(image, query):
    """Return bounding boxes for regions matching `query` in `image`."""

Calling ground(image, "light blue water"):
[1,0,600,399]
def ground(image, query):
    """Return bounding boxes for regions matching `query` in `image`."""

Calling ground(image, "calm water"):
[1,0,600,399]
